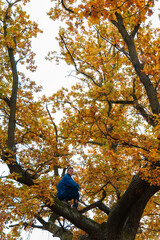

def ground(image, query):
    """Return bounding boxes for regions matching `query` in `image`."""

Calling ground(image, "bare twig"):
[60,34,102,87]
[94,27,130,60]
[46,103,58,144]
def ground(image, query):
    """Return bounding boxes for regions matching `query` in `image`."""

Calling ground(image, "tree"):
[0,0,160,240]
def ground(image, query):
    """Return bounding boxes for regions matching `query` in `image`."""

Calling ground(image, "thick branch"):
[2,149,34,186]
[3,1,19,151]
[36,214,73,240]
[7,47,18,150]
[123,184,160,240]
[111,97,155,127]
[133,101,155,126]
[112,12,160,115]
[131,24,140,38]
[79,201,110,215]
[79,189,110,214]
[47,198,102,237]
[106,173,160,238]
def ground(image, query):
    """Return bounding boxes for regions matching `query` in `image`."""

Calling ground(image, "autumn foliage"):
[0,0,160,240]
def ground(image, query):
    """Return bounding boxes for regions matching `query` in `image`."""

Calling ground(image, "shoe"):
[73,202,78,209]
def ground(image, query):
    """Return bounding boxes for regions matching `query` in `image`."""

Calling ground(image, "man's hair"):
[67,167,73,171]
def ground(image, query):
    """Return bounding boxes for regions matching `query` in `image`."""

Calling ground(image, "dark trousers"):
[58,187,79,203]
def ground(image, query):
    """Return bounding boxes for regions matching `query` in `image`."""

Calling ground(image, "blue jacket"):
[57,174,79,198]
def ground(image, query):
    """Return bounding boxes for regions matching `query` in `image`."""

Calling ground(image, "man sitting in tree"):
[57,167,79,209]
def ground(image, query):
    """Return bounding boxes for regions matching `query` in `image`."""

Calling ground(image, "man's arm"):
[63,174,79,189]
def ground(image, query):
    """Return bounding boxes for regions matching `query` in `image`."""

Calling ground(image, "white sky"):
[1,0,160,239]
[24,0,76,98]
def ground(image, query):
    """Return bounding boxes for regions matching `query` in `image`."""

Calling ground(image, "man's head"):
[67,167,74,176]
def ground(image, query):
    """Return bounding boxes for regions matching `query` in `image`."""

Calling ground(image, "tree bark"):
[101,174,159,240]
[112,12,160,115]
[7,47,18,151]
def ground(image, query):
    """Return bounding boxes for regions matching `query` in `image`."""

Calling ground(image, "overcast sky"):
[24,0,75,98]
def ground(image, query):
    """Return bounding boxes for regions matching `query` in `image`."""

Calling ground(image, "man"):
[57,167,79,209]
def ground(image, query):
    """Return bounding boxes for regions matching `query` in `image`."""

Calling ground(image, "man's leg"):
[72,199,79,209]
[68,188,79,209]
[59,188,79,208]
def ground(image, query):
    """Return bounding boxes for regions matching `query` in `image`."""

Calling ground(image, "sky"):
[1,0,160,239]
[24,0,75,97]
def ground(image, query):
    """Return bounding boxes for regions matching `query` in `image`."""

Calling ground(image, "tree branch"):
[131,24,140,38]
[95,27,130,60]
[2,149,34,186]
[79,200,110,215]
[133,101,155,126]
[60,34,102,87]
[111,100,134,105]
[123,183,160,239]
[48,198,102,237]
[112,12,160,115]
[61,0,74,13]
[0,93,10,107]
[132,78,155,126]
[46,103,58,144]
[107,173,160,238]
[107,132,149,152]
[87,140,105,146]
[36,214,73,239]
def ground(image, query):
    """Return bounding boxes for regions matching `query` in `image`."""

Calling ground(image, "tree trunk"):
[46,174,159,240]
